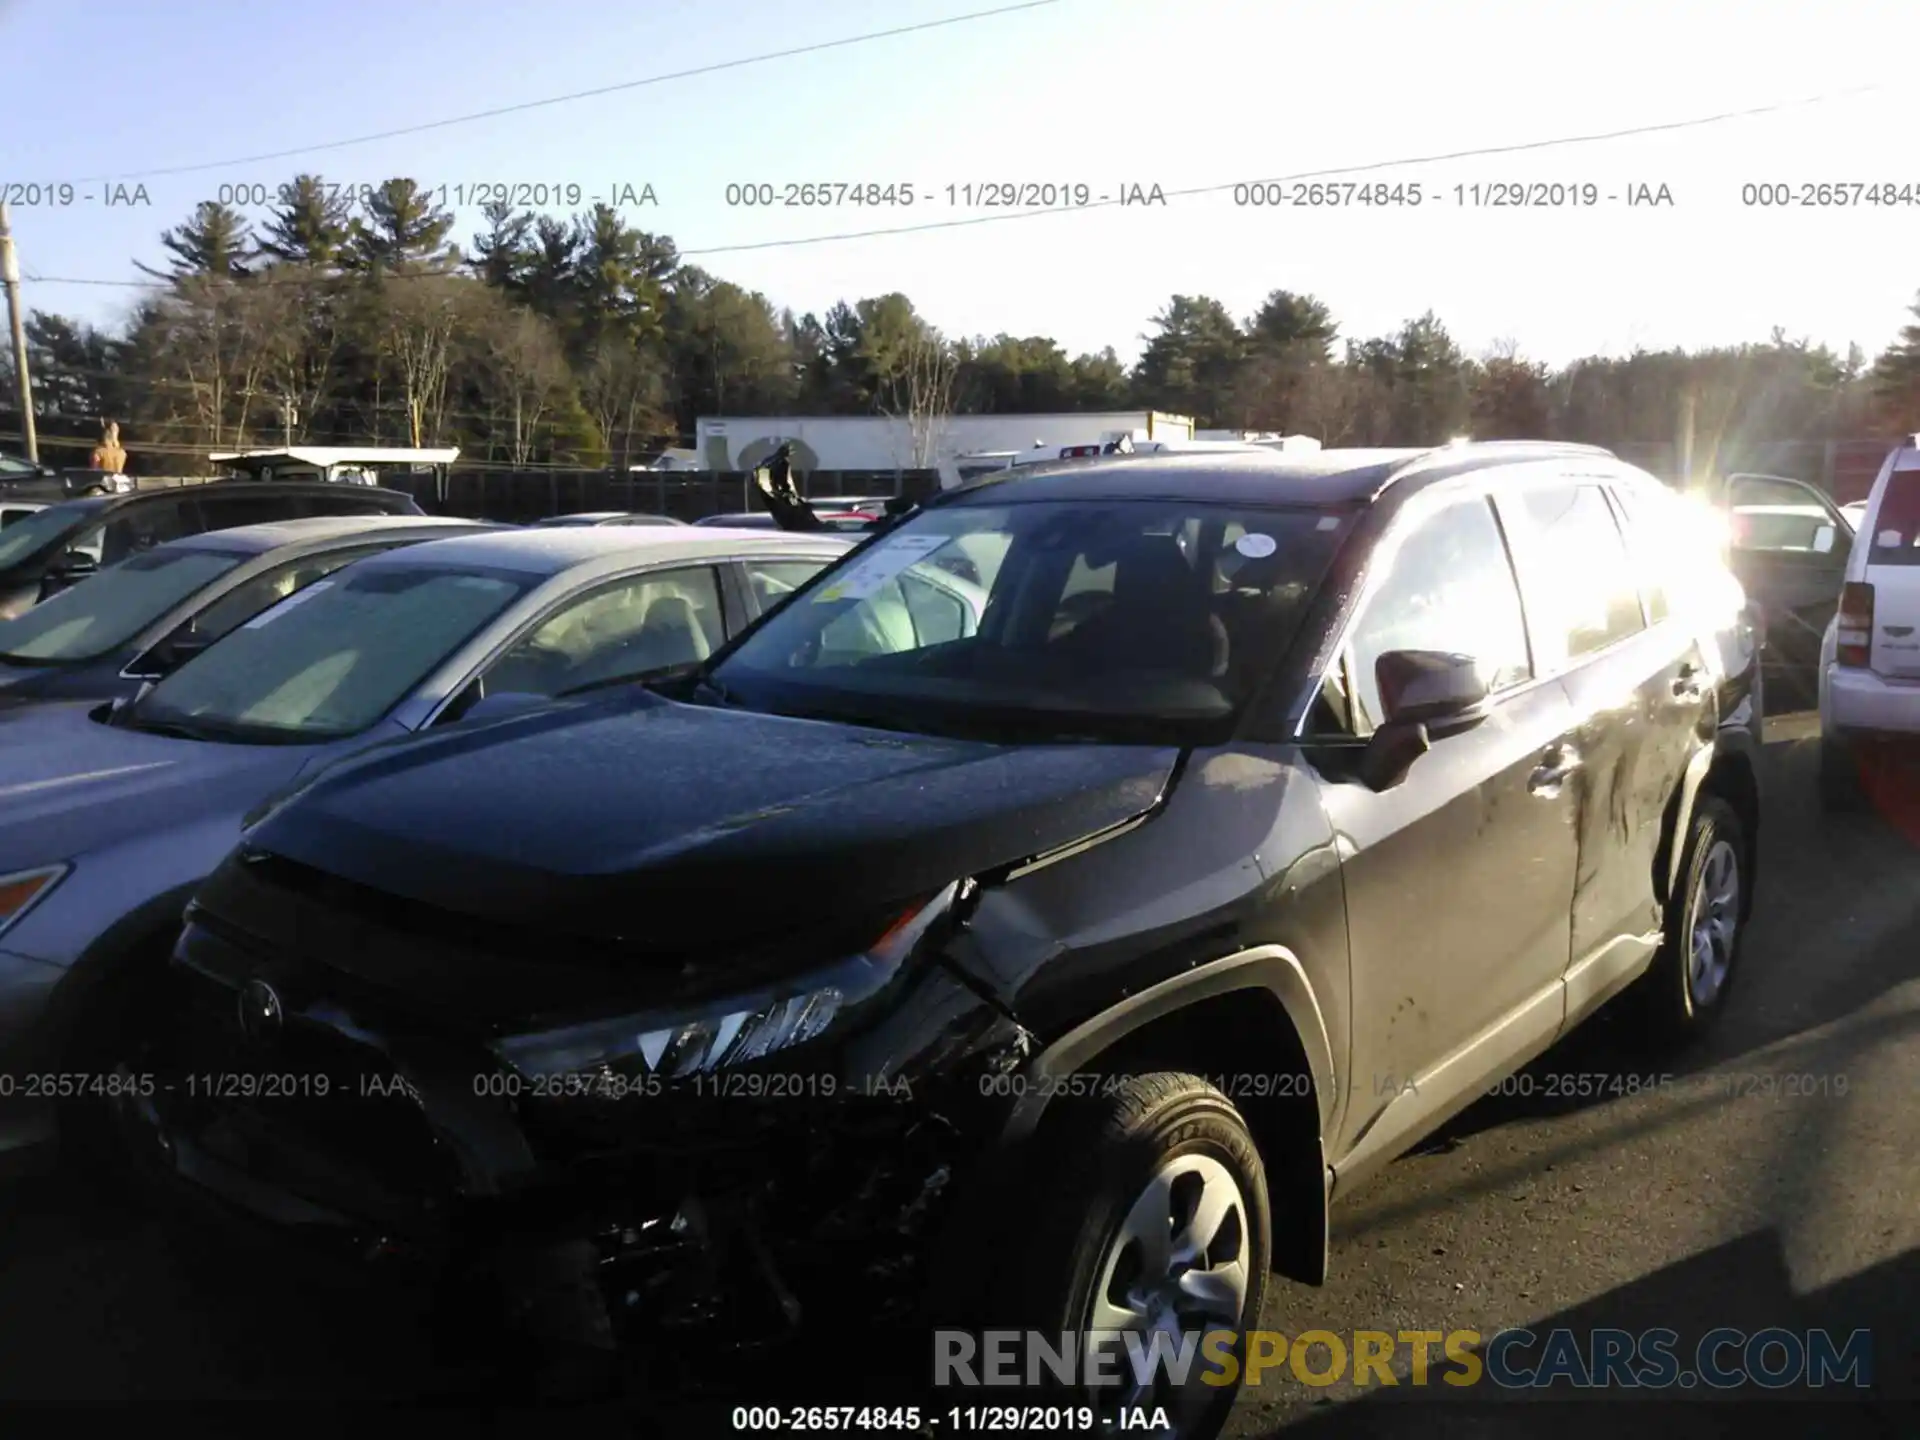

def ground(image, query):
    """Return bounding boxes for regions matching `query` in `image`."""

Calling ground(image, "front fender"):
[997,944,1337,1144]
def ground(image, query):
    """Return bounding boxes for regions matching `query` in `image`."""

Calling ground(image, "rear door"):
[1497,473,1715,1014]
[1860,457,1920,679]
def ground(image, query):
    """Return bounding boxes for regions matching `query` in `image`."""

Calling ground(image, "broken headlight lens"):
[489,884,957,1081]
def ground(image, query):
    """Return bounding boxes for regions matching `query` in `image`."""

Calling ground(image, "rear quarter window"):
[1867,470,1920,566]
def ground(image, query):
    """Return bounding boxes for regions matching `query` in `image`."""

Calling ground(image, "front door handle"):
[1529,747,1581,797]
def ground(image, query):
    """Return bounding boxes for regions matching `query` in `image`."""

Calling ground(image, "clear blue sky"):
[7,0,1920,368]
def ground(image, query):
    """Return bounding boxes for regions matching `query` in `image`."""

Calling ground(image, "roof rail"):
[1385,438,1616,481]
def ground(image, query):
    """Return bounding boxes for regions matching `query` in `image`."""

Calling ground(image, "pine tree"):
[137,202,255,279]
[348,179,457,272]
[259,175,355,267]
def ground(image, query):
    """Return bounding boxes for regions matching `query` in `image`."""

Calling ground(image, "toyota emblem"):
[238,978,284,1043]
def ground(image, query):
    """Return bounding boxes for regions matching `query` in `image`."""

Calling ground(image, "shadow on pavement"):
[1262,1232,1915,1437]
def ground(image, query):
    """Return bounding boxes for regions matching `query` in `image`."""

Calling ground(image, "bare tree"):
[374,273,470,447]
[480,302,569,467]
[250,265,341,445]
[878,325,958,470]
[146,274,275,452]
[579,340,666,470]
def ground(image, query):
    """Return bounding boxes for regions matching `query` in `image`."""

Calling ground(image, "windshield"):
[0,502,86,571]
[131,562,537,741]
[711,498,1353,743]
[0,545,244,663]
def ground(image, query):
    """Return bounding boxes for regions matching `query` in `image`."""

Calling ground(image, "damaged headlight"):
[489,884,958,1081]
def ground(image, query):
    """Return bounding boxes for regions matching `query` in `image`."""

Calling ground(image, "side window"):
[1606,483,1672,624]
[744,558,831,612]
[185,547,389,645]
[1498,482,1646,670]
[97,501,196,565]
[1339,496,1533,737]
[479,565,725,699]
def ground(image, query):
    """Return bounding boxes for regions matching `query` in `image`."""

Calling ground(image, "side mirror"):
[54,549,99,577]
[1357,650,1491,793]
[1376,649,1490,728]
[1812,524,1837,555]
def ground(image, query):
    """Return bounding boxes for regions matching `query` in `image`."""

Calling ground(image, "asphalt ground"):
[0,710,1913,1438]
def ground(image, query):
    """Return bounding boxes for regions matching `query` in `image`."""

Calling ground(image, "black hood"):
[247,689,1181,956]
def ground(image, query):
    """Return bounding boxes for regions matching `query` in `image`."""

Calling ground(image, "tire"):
[54,946,174,1183]
[952,1072,1270,1440]
[1819,737,1865,812]
[1629,795,1747,1045]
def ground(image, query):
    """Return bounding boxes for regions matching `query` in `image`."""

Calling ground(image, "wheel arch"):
[28,881,198,1072]
[996,945,1336,1286]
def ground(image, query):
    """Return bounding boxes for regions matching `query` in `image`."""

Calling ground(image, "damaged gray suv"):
[127,442,1762,1435]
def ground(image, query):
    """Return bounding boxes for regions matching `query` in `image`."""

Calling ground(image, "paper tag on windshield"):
[813,534,952,603]
[1879,529,1905,548]
[242,580,333,629]
[1235,532,1278,558]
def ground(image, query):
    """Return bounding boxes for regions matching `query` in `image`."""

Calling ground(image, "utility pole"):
[0,203,38,463]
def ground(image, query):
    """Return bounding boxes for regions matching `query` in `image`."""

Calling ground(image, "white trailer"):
[693,412,1194,474]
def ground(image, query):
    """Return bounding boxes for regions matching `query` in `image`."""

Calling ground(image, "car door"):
[1313,482,1581,1172]
[433,563,731,721]
[1719,474,1852,699]
[1495,474,1713,1021]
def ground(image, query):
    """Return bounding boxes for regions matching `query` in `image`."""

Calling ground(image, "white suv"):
[1818,435,1920,806]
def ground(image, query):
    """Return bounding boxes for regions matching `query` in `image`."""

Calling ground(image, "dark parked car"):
[0,480,425,621]
[531,511,687,528]
[695,509,876,532]
[127,443,1761,1434]
[0,515,489,709]
[0,450,134,503]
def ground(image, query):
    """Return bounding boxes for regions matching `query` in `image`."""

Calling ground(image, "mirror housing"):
[1812,524,1837,555]
[53,549,99,577]
[1376,649,1491,728]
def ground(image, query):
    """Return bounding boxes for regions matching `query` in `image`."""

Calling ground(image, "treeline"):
[4,174,1920,471]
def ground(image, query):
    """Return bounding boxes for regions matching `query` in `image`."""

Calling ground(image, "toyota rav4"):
[124,442,1762,1437]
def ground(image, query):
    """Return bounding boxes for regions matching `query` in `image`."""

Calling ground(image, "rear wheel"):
[1629,796,1746,1045]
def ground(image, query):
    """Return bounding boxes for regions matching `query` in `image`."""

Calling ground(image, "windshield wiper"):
[121,714,223,742]
[0,651,73,668]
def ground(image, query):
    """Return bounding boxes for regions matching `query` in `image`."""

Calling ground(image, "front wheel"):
[986,1073,1271,1440]
[1629,795,1747,1045]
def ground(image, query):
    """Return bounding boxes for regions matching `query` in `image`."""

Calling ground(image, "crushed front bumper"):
[129,938,1008,1352]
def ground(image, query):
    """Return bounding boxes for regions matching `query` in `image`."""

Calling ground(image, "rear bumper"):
[1824,665,1920,738]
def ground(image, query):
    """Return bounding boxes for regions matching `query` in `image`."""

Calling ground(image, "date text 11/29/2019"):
[730,1405,1122,1432]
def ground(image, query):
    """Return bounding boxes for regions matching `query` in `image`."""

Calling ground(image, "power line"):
[25,77,1888,291]
[65,2,1061,185]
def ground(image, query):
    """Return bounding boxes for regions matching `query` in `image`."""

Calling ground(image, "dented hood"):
[246,689,1181,952]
